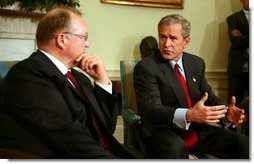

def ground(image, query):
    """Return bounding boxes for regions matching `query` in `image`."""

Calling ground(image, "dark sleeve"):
[94,84,118,133]
[3,66,115,158]
[226,14,249,48]
[133,62,176,127]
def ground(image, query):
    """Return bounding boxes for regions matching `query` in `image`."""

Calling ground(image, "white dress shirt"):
[169,56,191,130]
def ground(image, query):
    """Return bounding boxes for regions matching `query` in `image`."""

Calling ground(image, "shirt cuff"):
[173,108,191,130]
[95,80,113,94]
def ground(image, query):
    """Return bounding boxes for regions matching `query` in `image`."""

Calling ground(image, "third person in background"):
[226,0,249,107]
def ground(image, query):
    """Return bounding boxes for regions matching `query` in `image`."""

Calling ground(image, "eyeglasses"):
[63,32,88,42]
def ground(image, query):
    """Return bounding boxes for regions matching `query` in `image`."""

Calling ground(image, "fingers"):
[76,54,100,72]
[229,96,236,107]
[230,107,245,128]
[206,106,227,116]
[200,106,227,123]
[210,105,227,111]
[231,29,242,36]
[199,92,208,104]
[75,54,109,84]
[237,107,245,114]
[232,119,244,128]
[205,105,226,113]
[75,53,86,63]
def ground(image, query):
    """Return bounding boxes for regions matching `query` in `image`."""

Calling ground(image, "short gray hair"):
[158,14,191,39]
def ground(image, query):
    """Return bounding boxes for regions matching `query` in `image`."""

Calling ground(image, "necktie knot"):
[174,63,179,69]
[65,71,73,79]
[174,63,181,74]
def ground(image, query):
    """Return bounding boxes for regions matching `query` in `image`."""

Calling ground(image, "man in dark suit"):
[133,14,249,159]
[0,6,134,159]
[226,0,249,107]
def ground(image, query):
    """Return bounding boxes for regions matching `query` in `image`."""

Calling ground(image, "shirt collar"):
[169,55,184,71]
[243,9,249,21]
[243,9,249,15]
[39,49,69,75]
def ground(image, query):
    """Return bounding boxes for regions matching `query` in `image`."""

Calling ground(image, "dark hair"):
[36,5,82,46]
[139,36,158,59]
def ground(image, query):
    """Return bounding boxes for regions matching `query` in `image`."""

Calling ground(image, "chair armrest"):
[122,108,141,126]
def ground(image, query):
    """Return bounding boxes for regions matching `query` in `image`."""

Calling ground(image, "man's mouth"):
[163,49,173,54]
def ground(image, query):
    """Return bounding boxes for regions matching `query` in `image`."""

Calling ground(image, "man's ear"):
[56,33,65,49]
[184,37,191,48]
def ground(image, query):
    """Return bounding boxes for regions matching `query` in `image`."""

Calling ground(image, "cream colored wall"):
[0,0,242,72]
[0,0,242,102]
[79,0,242,72]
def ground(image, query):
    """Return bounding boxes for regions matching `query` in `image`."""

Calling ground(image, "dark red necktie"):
[65,71,86,99]
[65,71,112,153]
[174,64,198,148]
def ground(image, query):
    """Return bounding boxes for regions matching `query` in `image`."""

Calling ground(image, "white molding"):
[107,70,120,81]
[107,70,228,102]
[205,71,228,102]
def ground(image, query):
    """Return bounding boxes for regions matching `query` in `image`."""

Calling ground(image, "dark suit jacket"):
[0,50,132,158]
[226,10,249,75]
[133,51,224,138]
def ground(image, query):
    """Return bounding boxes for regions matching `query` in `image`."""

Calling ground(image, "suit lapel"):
[238,11,249,33]
[159,62,189,108]
[157,53,198,108]
[182,54,202,107]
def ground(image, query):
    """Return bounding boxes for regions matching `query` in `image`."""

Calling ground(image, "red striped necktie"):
[174,64,198,148]
[65,71,112,153]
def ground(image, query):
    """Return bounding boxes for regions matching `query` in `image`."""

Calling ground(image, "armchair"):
[0,61,17,79]
[120,60,148,158]
[120,60,218,159]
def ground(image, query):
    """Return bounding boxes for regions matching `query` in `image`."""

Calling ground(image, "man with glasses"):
[0,6,134,159]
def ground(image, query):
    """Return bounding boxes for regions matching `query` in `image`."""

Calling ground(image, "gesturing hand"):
[186,92,227,123]
[226,96,245,128]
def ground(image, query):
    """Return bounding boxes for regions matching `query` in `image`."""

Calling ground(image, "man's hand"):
[186,92,227,123]
[75,54,110,85]
[227,96,245,128]
[231,29,242,36]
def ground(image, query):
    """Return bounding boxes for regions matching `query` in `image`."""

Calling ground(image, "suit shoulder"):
[12,52,45,71]
[183,52,204,62]
[136,54,154,66]
[227,10,243,20]
[134,55,158,74]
